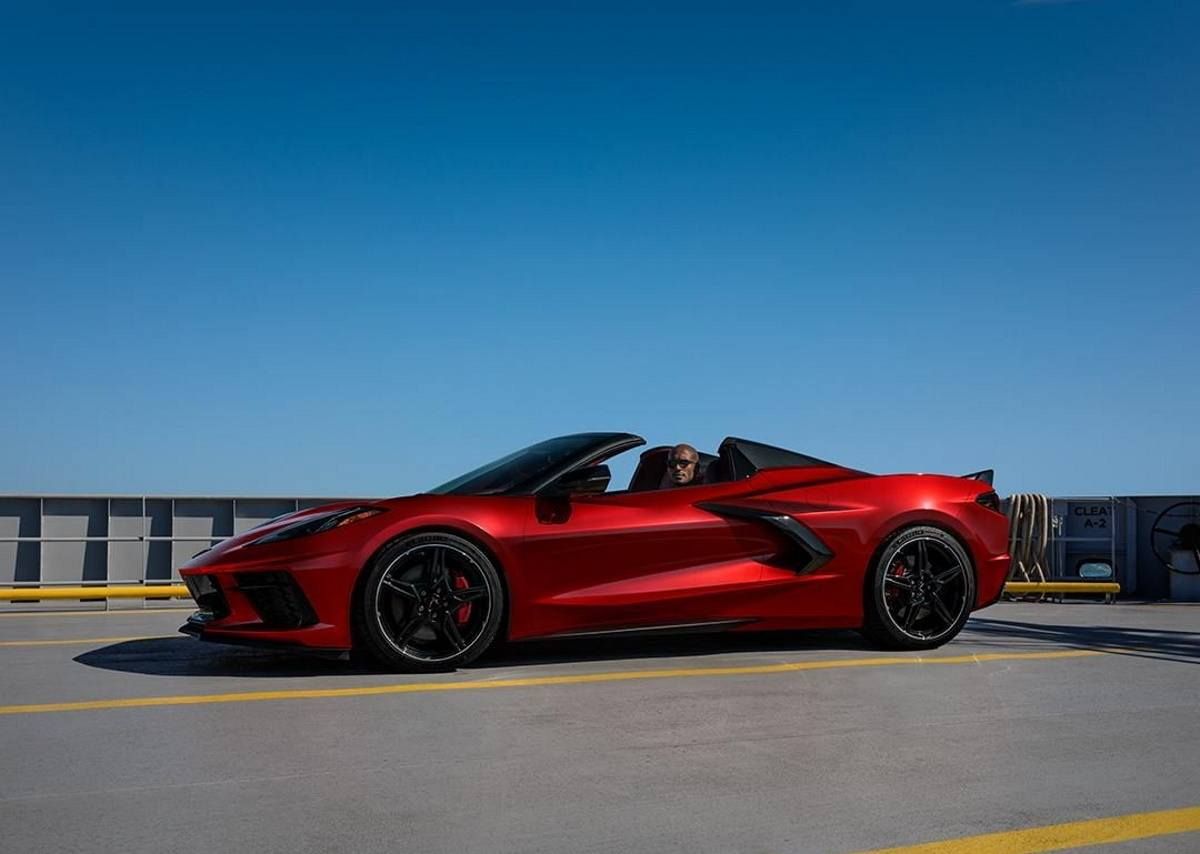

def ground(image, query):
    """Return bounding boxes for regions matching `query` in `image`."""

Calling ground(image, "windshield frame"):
[426,433,645,496]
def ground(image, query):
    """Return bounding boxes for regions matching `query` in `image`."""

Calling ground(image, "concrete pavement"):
[1,601,1197,853]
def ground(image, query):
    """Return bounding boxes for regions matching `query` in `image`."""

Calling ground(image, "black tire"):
[861,525,975,651]
[357,532,505,672]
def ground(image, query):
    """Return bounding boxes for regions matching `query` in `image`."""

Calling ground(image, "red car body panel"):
[180,437,1010,653]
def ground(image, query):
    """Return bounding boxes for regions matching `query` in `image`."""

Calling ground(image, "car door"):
[507,479,787,640]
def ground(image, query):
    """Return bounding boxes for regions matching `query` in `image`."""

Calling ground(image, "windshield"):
[427,435,616,496]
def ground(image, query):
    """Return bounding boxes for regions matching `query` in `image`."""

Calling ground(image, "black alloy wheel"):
[862,526,975,650]
[359,532,504,672]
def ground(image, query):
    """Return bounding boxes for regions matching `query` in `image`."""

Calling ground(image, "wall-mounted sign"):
[1066,502,1112,537]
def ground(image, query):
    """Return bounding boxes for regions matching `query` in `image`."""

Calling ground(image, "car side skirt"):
[521,618,756,642]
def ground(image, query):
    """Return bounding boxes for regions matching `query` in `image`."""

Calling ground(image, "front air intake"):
[183,574,230,619]
[234,571,318,629]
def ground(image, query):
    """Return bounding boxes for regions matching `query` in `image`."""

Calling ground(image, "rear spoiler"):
[962,469,994,485]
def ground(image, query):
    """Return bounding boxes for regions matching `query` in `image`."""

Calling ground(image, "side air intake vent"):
[697,502,834,575]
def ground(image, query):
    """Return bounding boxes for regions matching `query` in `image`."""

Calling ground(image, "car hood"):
[183,500,371,566]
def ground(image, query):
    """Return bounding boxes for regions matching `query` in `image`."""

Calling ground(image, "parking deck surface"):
[1,602,1198,853]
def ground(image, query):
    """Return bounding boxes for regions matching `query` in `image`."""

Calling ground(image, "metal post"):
[1110,496,1117,603]
[105,497,111,612]
[38,496,44,589]
[1125,499,1139,595]
[141,495,147,610]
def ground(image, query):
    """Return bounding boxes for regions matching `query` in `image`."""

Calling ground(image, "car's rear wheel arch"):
[861,518,977,598]
[860,519,978,648]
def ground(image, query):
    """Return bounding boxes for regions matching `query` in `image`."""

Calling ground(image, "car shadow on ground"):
[73,611,1200,678]
[962,615,1200,665]
[73,629,876,679]
[475,629,874,670]
[73,637,357,678]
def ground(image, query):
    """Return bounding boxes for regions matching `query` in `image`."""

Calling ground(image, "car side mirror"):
[544,464,611,497]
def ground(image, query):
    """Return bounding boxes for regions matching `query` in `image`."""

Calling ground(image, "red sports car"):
[180,433,1011,671]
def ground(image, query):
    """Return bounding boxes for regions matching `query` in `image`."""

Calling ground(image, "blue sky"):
[2,1,1197,498]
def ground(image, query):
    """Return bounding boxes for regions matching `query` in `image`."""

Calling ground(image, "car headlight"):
[250,511,299,531]
[252,506,386,545]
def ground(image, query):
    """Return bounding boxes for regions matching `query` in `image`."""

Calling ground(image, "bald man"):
[665,443,701,487]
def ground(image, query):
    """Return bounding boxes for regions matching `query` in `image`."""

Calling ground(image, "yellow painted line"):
[0,636,167,648]
[0,585,190,601]
[1004,582,1120,594]
[0,647,1099,717]
[853,804,1200,853]
[0,608,191,618]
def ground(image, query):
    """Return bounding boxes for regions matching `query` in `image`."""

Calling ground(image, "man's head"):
[666,443,700,486]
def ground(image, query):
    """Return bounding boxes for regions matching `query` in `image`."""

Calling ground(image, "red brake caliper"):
[452,573,472,625]
[887,560,908,603]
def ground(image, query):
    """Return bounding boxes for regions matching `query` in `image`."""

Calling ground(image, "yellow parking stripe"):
[853,804,1200,853]
[0,636,166,648]
[0,648,1099,716]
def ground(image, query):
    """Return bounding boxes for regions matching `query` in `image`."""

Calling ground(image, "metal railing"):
[1004,494,1124,600]
[0,494,362,608]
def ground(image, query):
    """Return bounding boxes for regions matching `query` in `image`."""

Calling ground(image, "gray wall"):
[0,496,360,608]
[1044,496,1198,597]
[1123,496,1200,599]
[4,492,1198,602]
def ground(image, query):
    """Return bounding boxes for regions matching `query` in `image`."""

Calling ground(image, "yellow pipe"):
[1004,581,1120,594]
[0,585,191,601]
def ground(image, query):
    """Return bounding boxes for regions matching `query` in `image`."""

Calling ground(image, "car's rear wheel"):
[862,525,975,650]
[358,532,504,672]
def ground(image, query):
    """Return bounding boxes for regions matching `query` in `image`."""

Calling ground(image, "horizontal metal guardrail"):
[1,495,362,610]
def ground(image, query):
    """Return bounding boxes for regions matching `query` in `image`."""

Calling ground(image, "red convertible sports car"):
[180,433,1011,671]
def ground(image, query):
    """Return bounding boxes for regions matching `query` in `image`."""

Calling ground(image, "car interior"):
[624,437,835,492]
[555,437,834,496]
[628,446,729,491]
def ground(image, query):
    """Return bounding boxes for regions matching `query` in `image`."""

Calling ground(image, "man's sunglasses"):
[667,457,697,468]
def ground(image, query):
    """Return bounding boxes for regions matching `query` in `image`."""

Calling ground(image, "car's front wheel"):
[358,532,504,672]
[861,525,975,650]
